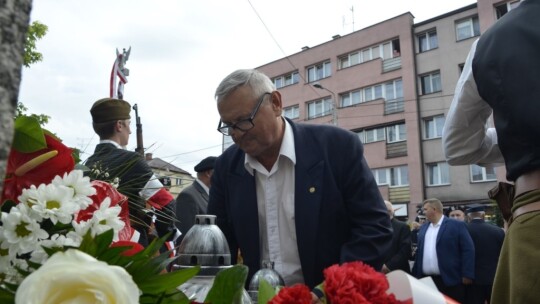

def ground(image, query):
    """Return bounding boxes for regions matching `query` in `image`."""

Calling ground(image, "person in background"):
[175,156,217,244]
[448,206,466,222]
[208,69,392,300]
[381,200,412,274]
[86,98,179,251]
[465,204,505,304]
[441,1,540,302]
[412,198,475,303]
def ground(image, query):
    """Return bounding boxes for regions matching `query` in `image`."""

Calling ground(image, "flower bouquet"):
[0,116,249,303]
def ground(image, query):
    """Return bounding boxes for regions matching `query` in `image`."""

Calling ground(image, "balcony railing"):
[385,97,405,115]
[382,56,401,72]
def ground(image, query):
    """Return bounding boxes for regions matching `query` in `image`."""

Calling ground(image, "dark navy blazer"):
[208,118,392,288]
[413,216,475,286]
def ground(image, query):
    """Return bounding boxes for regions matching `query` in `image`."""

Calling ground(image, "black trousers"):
[430,275,466,303]
[466,284,492,304]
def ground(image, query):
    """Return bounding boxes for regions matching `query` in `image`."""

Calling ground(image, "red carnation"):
[324,261,410,304]
[269,284,312,304]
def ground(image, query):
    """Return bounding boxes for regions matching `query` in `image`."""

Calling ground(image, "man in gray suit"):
[175,156,217,244]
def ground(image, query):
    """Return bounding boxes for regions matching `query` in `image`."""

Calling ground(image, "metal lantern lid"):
[175,214,251,303]
[248,261,285,303]
[175,214,231,275]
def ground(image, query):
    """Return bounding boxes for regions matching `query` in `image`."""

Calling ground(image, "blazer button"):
[309,187,316,193]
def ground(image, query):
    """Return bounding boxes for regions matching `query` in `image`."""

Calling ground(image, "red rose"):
[76,180,134,241]
[1,134,74,204]
[269,284,312,304]
[324,261,410,304]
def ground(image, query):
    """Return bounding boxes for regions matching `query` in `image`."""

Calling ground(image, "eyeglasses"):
[217,92,271,136]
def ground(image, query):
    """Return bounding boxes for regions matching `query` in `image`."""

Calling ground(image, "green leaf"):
[13,116,46,153]
[137,266,200,294]
[204,264,248,304]
[0,289,15,304]
[258,278,277,304]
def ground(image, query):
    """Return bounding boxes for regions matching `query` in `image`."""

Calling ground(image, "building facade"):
[145,153,194,197]
[253,0,520,221]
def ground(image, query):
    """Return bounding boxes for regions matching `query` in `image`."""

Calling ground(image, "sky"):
[19,0,475,176]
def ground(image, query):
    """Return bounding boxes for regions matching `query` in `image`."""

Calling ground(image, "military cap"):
[90,98,131,123]
[194,156,217,173]
[466,203,486,213]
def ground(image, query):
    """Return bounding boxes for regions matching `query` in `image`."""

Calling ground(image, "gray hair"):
[423,198,443,213]
[215,69,275,104]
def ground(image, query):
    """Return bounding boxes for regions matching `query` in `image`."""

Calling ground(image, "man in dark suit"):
[412,198,475,303]
[208,69,392,297]
[86,98,179,249]
[465,204,505,304]
[175,156,216,244]
[382,200,412,274]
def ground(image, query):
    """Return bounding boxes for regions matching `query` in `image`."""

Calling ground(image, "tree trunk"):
[0,0,32,196]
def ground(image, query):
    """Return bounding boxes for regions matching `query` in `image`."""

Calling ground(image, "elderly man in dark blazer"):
[208,69,392,296]
[175,156,217,244]
[412,198,475,303]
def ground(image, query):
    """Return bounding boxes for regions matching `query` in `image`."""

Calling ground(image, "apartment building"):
[252,0,520,221]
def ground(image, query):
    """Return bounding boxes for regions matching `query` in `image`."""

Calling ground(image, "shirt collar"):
[244,118,296,175]
[99,139,125,149]
[431,215,445,227]
[195,179,209,195]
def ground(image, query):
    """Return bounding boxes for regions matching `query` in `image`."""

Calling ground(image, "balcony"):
[382,56,401,72]
[385,97,404,115]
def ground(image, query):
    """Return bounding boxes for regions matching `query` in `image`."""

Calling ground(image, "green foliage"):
[15,103,50,127]
[12,116,47,153]
[24,21,48,68]
[204,264,249,304]
[258,279,277,304]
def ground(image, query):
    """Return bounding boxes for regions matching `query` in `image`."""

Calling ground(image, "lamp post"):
[313,83,338,126]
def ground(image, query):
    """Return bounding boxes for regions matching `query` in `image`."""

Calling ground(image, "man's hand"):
[311,292,324,304]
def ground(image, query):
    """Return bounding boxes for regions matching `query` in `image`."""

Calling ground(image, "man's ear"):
[114,120,123,132]
[270,91,283,116]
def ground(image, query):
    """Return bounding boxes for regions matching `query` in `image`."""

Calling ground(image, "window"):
[385,79,403,101]
[372,165,409,186]
[470,165,497,182]
[418,30,438,52]
[420,72,442,94]
[273,71,299,88]
[456,16,480,41]
[283,105,299,120]
[339,41,392,69]
[307,97,332,119]
[427,162,450,186]
[364,127,386,143]
[424,115,445,139]
[496,1,521,19]
[307,61,331,82]
[341,90,362,107]
[387,123,406,143]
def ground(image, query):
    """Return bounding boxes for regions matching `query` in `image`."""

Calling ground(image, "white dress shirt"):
[441,39,505,167]
[422,215,444,275]
[244,119,303,285]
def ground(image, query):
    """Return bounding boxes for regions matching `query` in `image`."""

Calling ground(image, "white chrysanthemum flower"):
[0,228,14,273]
[1,206,49,255]
[52,170,96,210]
[30,183,78,225]
[89,198,125,241]
[71,220,92,239]
[30,234,82,264]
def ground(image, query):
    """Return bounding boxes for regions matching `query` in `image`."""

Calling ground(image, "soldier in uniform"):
[86,97,179,249]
